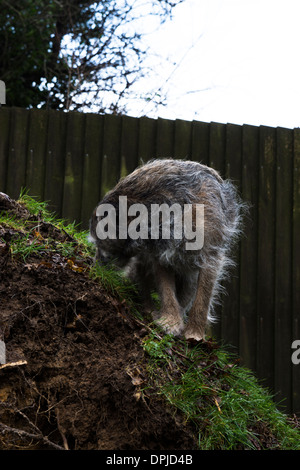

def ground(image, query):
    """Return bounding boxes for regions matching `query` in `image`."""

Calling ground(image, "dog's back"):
[89,159,244,340]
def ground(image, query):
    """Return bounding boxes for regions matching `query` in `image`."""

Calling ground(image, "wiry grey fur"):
[89,158,245,341]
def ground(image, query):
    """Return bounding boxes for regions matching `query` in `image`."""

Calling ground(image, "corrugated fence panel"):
[274,127,293,410]
[6,108,29,199]
[26,109,48,200]
[44,109,68,217]
[138,116,156,163]
[239,125,259,373]
[0,107,10,193]
[222,124,243,354]
[257,126,276,393]
[174,119,192,159]
[293,129,300,413]
[62,111,86,225]
[121,115,140,177]
[0,106,299,414]
[156,117,175,158]
[191,121,209,165]
[101,115,122,199]
[81,113,104,228]
[208,122,226,341]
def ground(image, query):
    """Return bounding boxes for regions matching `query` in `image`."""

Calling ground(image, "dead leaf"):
[214,396,222,413]
[126,366,145,387]
[38,261,53,268]
[34,230,43,240]
[134,391,142,401]
[131,375,144,386]
[67,259,85,273]
[65,315,83,329]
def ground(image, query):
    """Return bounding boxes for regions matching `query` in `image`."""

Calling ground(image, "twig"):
[55,408,69,450]
[0,360,27,370]
[0,421,65,450]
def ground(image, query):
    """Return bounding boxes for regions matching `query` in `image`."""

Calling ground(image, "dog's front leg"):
[152,263,184,336]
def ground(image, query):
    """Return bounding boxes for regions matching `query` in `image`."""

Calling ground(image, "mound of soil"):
[0,193,197,450]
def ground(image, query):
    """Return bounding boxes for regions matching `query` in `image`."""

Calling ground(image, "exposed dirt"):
[0,192,197,450]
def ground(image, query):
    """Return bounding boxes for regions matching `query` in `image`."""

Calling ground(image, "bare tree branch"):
[0,0,184,112]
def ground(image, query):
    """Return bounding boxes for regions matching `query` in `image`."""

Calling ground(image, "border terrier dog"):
[89,158,244,341]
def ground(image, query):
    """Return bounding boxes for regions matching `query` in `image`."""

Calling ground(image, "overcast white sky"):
[128,0,300,129]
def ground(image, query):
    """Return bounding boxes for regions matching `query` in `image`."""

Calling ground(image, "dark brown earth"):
[0,193,197,450]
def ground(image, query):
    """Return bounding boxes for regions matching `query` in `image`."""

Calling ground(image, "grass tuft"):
[89,262,140,309]
[141,332,300,449]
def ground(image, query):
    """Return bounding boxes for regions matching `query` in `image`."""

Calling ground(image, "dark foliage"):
[0,0,183,112]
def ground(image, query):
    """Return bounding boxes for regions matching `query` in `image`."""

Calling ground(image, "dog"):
[89,158,244,341]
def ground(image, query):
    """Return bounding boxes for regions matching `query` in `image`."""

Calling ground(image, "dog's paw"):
[154,315,184,336]
[184,327,205,342]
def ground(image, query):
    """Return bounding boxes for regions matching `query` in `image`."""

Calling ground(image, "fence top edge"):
[0,106,298,132]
